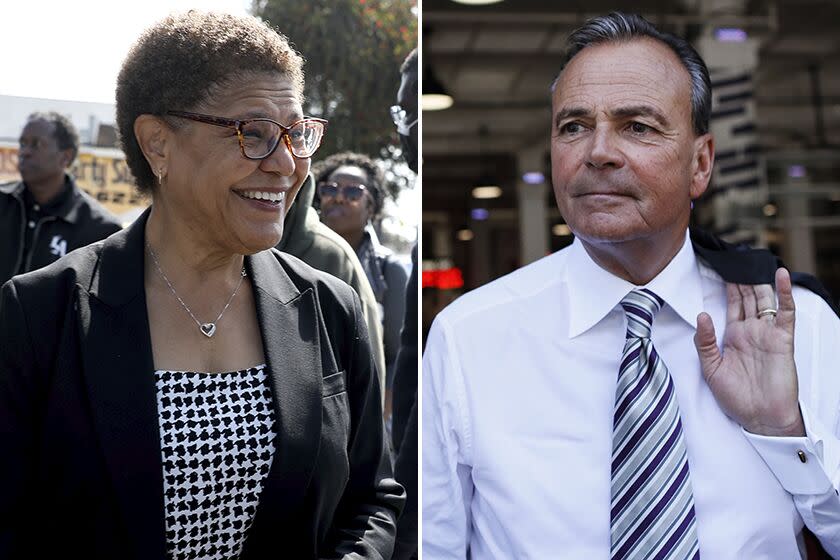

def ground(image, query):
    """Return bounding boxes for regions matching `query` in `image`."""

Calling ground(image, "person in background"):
[389,47,418,560]
[423,12,839,559]
[276,173,388,395]
[0,112,121,285]
[0,11,402,559]
[315,152,409,418]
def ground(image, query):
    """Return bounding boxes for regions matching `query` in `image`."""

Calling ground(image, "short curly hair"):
[311,152,386,219]
[27,111,79,163]
[116,11,305,194]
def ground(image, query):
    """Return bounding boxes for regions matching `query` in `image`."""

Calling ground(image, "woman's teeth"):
[239,190,285,203]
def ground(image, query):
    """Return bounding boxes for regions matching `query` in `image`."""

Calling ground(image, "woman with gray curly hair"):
[0,11,402,560]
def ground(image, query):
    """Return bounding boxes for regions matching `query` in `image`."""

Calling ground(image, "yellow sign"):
[0,143,148,218]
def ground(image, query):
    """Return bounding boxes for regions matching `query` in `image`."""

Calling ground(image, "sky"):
[2,0,251,104]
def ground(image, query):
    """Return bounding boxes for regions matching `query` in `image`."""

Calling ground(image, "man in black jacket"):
[0,112,122,285]
[390,47,418,560]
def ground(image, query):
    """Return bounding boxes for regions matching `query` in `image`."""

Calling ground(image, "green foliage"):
[251,0,417,166]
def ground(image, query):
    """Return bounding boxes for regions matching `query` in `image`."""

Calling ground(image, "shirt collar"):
[567,230,704,338]
[23,174,81,223]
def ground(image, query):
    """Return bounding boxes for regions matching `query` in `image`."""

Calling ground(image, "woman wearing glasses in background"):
[314,153,409,425]
[0,11,403,560]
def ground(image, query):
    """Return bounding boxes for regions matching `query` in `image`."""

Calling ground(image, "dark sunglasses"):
[317,182,367,202]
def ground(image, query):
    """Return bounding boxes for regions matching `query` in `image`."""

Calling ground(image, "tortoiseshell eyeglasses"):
[166,110,328,160]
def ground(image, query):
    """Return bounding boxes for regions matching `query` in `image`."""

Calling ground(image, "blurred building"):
[0,94,117,146]
[422,0,840,311]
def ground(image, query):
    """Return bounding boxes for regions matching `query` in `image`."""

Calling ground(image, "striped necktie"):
[610,289,700,560]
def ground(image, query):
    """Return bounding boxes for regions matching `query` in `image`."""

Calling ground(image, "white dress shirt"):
[422,232,840,559]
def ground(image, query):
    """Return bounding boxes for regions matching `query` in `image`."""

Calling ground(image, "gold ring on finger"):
[757,308,777,319]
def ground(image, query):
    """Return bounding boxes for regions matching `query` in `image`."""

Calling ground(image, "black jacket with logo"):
[0,176,123,285]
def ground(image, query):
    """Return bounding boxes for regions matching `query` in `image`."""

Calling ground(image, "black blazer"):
[0,211,404,559]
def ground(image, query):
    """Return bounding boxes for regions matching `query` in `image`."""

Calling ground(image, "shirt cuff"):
[743,406,834,495]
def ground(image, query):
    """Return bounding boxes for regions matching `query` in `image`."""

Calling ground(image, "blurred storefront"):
[0,141,147,224]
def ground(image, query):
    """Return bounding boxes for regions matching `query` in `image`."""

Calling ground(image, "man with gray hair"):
[0,112,121,285]
[423,12,839,559]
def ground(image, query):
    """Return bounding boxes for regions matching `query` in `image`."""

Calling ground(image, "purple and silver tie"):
[610,289,700,560]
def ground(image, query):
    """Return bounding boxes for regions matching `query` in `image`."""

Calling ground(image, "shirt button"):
[797,450,807,463]
[33,204,40,211]
[28,220,35,229]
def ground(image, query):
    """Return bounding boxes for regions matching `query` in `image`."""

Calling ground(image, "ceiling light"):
[714,28,747,42]
[422,64,453,111]
[422,94,454,111]
[552,224,572,236]
[457,229,475,241]
[472,186,502,199]
[788,164,806,179]
[522,172,545,184]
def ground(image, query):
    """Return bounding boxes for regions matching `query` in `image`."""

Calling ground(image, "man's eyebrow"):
[553,105,672,129]
[553,107,591,127]
[610,105,670,127]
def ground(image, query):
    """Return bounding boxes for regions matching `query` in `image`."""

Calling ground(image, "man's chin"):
[18,170,37,183]
[568,221,649,246]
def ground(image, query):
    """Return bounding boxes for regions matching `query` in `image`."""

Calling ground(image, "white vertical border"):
[415,0,424,557]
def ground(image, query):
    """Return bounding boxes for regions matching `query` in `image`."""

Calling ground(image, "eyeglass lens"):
[318,182,366,201]
[240,120,324,159]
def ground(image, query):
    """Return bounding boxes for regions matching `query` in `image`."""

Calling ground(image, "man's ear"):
[690,133,714,200]
[134,114,172,178]
[59,148,75,170]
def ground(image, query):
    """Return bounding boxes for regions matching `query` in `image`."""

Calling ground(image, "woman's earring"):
[157,169,165,186]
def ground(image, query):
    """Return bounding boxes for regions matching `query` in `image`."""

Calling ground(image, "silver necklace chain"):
[146,243,246,338]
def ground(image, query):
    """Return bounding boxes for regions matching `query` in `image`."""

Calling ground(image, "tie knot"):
[620,288,663,338]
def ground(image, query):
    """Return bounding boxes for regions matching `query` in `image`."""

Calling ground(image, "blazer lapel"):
[247,249,323,524]
[78,210,167,559]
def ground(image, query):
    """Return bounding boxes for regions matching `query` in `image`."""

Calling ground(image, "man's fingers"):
[775,267,796,331]
[695,312,721,382]
[738,283,757,318]
[754,283,775,320]
[726,283,742,325]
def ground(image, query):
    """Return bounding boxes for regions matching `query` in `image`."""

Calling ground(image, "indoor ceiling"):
[421,0,840,229]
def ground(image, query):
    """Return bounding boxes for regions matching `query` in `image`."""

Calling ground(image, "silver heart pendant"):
[200,323,217,337]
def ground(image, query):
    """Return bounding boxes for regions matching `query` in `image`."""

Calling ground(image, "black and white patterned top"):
[155,364,277,560]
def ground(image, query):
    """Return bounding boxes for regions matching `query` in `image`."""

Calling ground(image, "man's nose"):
[586,126,623,169]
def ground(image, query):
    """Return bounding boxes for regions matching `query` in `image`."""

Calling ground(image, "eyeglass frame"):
[389,105,418,136]
[317,181,368,202]
[166,110,328,160]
